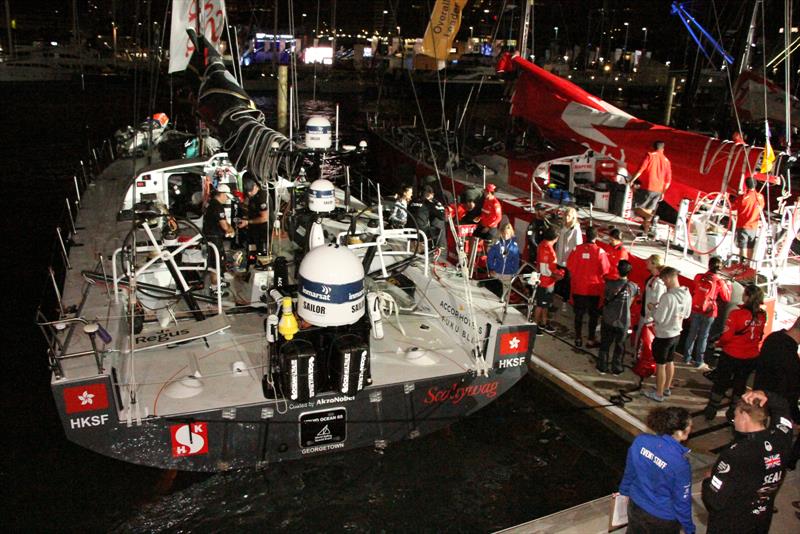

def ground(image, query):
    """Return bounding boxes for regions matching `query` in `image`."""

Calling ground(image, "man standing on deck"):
[730,176,765,264]
[629,141,672,234]
[702,390,794,534]
[534,227,563,335]
[644,267,691,402]
[238,176,270,254]
[567,226,610,348]
[473,183,503,242]
[203,185,235,290]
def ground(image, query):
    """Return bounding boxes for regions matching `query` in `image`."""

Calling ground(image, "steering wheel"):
[343,201,424,279]
[687,191,732,255]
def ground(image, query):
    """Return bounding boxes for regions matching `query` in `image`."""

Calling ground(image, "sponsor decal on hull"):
[63,383,109,414]
[299,408,347,450]
[170,422,209,457]
[438,299,484,344]
[70,414,109,429]
[424,381,499,405]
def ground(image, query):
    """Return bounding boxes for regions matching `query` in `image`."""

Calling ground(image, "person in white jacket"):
[556,207,583,265]
[644,267,692,402]
[633,254,666,351]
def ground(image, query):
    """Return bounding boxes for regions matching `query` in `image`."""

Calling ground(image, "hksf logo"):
[170,423,209,457]
[63,383,109,414]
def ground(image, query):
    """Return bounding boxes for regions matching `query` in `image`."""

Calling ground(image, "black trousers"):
[626,499,680,534]
[710,353,759,400]
[573,294,600,340]
[600,323,627,361]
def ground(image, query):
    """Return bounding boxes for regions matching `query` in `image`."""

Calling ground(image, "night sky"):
[2,1,796,70]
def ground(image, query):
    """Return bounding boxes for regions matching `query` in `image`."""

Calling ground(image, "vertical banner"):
[421,0,469,60]
[169,0,227,73]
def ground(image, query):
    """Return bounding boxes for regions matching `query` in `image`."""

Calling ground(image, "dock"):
[499,309,800,533]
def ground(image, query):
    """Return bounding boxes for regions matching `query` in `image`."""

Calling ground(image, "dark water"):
[2,79,627,532]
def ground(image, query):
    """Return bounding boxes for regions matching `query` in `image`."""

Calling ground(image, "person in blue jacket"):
[618,406,695,534]
[487,223,520,276]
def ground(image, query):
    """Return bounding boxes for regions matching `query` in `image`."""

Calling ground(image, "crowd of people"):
[416,176,797,534]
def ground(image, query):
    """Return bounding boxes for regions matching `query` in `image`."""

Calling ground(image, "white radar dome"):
[305,115,332,150]
[297,244,365,327]
[308,178,336,213]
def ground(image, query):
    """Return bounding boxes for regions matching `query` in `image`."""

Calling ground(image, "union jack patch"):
[764,454,781,469]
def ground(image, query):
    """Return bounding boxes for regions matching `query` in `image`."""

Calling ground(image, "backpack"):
[691,273,719,315]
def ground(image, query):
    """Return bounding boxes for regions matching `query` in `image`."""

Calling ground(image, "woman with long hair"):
[703,284,766,421]
[618,406,695,534]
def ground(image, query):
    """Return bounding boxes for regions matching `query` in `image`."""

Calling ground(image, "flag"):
[63,383,109,414]
[169,0,227,73]
[760,121,776,174]
[499,331,530,355]
[760,138,775,173]
[421,0,469,61]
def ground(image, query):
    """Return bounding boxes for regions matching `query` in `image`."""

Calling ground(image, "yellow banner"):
[760,137,775,174]
[422,0,469,60]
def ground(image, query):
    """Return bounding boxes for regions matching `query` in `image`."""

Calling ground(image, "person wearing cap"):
[203,185,235,285]
[237,176,270,254]
[473,183,503,242]
[730,176,765,264]
[604,228,629,281]
[525,203,551,263]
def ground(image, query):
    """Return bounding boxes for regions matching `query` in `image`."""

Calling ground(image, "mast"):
[739,0,761,76]
[785,0,792,156]
[4,0,13,59]
[518,0,533,59]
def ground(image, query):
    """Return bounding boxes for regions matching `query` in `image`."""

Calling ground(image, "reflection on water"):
[113,376,626,533]
[5,84,626,532]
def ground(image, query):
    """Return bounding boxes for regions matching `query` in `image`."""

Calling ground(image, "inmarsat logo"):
[170,423,209,457]
[321,285,331,296]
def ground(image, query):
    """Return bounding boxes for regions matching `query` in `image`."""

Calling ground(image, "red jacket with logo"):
[567,242,611,297]
[731,189,765,230]
[537,240,562,288]
[605,244,630,280]
[479,195,503,228]
[691,271,732,318]
[718,306,767,359]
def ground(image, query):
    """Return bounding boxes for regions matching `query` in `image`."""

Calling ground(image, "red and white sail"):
[169,0,227,73]
[509,56,772,211]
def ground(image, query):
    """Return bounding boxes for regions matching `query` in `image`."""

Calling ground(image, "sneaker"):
[535,329,544,337]
[575,338,583,348]
[663,388,672,397]
[703,405,717,421]
[542,324,557,334]
[643,390,664,402]
[695,363,710,371]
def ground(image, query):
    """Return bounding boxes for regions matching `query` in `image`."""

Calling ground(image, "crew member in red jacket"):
[730,176,765,264]
[604,228,629,281]
[473,183,503,242]
[630,141,672,233]
[703,284,767,421]
[534,227,563,335]
[567,226,610,347]
[682,256,732,369]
